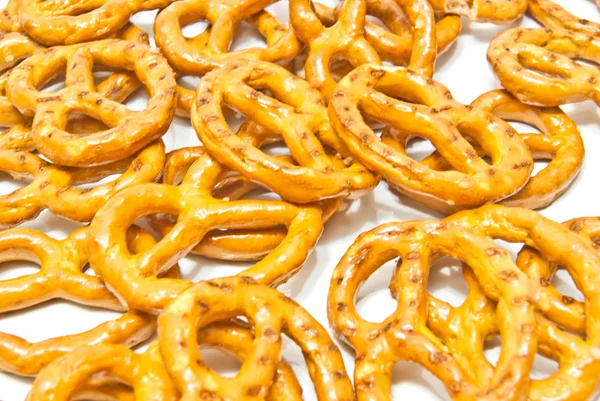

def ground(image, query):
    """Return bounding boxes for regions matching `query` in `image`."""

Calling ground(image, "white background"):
[1,0,599,399]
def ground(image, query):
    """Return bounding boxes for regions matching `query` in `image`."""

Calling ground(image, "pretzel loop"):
[488,27,600,107]
[329,218,538,400]
[158,276,354,401]
[428,0,527,23]
[528,0,600,37]
[328,64,533,213]
[7,39,177,166]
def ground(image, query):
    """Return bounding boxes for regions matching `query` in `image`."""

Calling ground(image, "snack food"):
[429,0,527,23]
[88,142,323,313]
[192,60,378,204]
[0,225,175,376]
[148,122,342,260]
[158,276,354,400]
[487,27,600,107]
[329,64,533,213]
[7,38,177,166]
[313,0,461,67]
[388,90,584,209]
[528,0,600,36]
[0,0,20,33]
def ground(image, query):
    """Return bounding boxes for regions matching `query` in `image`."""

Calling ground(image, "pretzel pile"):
[0,0,598,400]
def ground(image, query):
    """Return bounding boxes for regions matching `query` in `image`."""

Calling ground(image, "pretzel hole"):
[178,75,201,91]
[123,86,149,112]
[483,336,502,366]
[0,301,121,343]
[181,20,210,39]
[0,171,27,195]
[230,21,268,51]
[66,113,110,135]
[199,346,243,378]
[265,1,290,25]
[355,258,399,323]
[391,361,448,400]
[39,71,67,93]
[530,352,559,380]
[0,260,39,280]
[552,267,584,303]
[404,136,437,162]
[427,257,469,307]
[531,158,550,176]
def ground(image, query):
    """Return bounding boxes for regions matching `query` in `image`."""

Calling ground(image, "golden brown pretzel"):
[26,343,178,401]
[329,216,539,401]
[6,38,177,166]
[18,0,172,46]
[0,225,177,376]
[154,0,301,76]
[429,0,527,23]
[158,276,354,401]
[442,206,600,401]
[328,64,533,213]
[149,122,342,260]
[313,0,461,66]
[387,90,584,209]
[88,139,324,313]
[487,27,600,107]
[192,60,378,204]
[528,0,600,36]
[0,0,21,33]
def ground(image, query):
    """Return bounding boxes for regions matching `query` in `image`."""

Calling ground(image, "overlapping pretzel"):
[488,27,600,107]
[328,64,533,213]
[313,0,461,67]
[388,90,584,209]
[528,0,600,36]
[0,0,20,33]
[192,60,378,204]
[148,121,342,260]
[88,139,324,313]
[158,276,354,401]
[329,210,539,401]
[428,0,527,23]
[17,0,172,46]
[0,225,177,376]
[7,38,177,166]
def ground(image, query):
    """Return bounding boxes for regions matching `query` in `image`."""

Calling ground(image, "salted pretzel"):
[440,206,600,401]
[88,136,324,313]
[18,0,173,46]
[0,225,179,376]
[387,90,584,209]
[488,27,600,107]
[158,276,354,400]
[328,64,533,213]
[148,122,342,260]
[329,217,539,400]
[313,0,461,66]
[6,38,177,167]
[192,60,378,204]
[428,0,527,23]
[528,0,600,37]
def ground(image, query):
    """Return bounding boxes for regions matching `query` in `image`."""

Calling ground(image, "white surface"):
[1,1,599,399]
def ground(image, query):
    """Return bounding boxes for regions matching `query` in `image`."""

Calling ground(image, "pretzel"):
[0,0,21,33]
[329,64,533,213]
[442,206,600,401]
[192,60,378,204]
[428,0,527,23]
[88,136,324,313]
[387,90,584,209]
[487,27,600,107]
[158,276,354,400]
[26,342,178,401]
[0,225,179,376]
[528,0,600,37]
[329,217,539,400]
[17,0,172,46]
[6,38,177,166]
[148,122,342,260]
[313,0,461,66]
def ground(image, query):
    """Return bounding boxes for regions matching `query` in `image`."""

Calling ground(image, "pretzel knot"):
[328,65,533,213]
[18,0,172,46]
[444,206,600,401]
[88,141,324,313]
[388,89,584,209]
[148,122,342,261]
[428,0,527,23]
[7,39,177,167]
[487,27,600,107]
[313,0,461,66]
[0,225,177,376]
[329,212,539,401]
[158,276,354,401]
[192,60,378,204]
